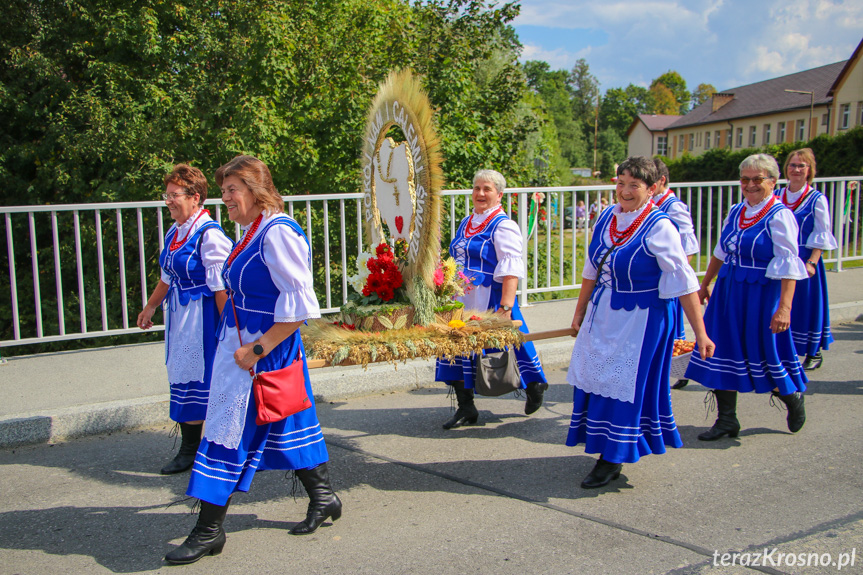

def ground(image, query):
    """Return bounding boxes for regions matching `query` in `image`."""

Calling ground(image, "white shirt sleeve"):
[766,210,808,280]
[261,223,322,322]
[492,218,526,281]
[805,195,839,250]
[646,219,699,299]
[712,212,732,261]
[200,228,233,292]
[666,201,700,255]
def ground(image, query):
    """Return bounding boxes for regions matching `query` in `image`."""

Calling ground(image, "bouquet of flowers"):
[432,254,473,307]
[347,240,410,305]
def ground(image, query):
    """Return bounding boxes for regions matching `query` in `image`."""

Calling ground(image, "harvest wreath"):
[302,311,523,369]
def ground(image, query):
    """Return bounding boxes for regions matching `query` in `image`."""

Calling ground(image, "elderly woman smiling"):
[685,153,809,441]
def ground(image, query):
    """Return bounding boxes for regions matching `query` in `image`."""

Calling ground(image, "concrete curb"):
[2,304,861,449]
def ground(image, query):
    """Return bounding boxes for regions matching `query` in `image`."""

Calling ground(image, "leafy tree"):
[568,58,600,134]
[650,70,690,114]
[600,84,653,141]
[649,83,679,115]
[597,127,627,178]
[691,83,717,108]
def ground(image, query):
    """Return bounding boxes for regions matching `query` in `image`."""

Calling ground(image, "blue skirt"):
[566,301,682,464]
[790,260,833,357]
[434,296,546,389]
[671,298,686,341]
[685,272,807,394]
[186,336,329,507]
[168,296,218,422]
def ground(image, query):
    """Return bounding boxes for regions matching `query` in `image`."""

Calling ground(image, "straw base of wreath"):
[433,306,463,325]
[342,305,416,332]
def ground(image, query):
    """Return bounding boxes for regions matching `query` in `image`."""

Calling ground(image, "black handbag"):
[473,347,521,397]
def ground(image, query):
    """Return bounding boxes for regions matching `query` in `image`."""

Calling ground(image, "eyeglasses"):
[162,192,190,201]
[739,176,773,185]
[788,163,808,170]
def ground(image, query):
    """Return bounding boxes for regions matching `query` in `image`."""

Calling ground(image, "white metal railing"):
[2,177,860,348]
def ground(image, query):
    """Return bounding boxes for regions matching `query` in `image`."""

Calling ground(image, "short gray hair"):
[473,169,506,194]
[739,153,780,180]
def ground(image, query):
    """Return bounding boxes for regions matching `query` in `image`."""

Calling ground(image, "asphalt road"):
[1,322,861,575]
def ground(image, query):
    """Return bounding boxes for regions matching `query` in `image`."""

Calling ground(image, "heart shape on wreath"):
[395,215,404,234]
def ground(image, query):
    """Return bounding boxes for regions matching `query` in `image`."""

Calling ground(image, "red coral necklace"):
[169,209,208,251]
[738,195,776,229]
[226,213,264,267]
[781,183,810,212]
[465,206,503,238]
[654,189,673,207]
[609,202,654,246]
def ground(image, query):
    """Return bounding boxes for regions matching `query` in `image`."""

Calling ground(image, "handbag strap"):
[228,291,256,377]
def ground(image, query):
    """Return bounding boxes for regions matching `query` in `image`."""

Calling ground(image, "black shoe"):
[165,500,229,565]
[773,391,806,433]
[161,422,202,475]
[698,390,741,441]
[524,381,549,415]
[442,381,478,429]
[581,458,622,489]
[291,463,342,535]
[801,352,823,371]
[671,379,689,390]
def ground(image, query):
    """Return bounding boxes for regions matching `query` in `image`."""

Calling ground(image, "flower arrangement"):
[347,240,410,306]
[432,253,473,309]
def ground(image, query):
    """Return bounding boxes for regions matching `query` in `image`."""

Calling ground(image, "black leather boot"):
[524,381,549,415]
[671,379,689,390]
[773,391,806,433]
[801,352,823,371]
[291,463,342,535]
[165,499,229,565]
[581,457,623,489]
[161,422,202,475]
[698,390,741,441]
[442,381,478,429]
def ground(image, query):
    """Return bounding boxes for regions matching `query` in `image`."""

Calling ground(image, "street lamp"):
[784,89,815,140]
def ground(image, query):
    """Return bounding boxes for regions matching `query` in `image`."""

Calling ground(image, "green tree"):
[600,84,653,141]
[691,83,717,108]
[597,127,627,178]
[568,58,600,134]
[649,83,679,115]
[650,70,690,114]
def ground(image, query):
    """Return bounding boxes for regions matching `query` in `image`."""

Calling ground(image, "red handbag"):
[230,294,312,425]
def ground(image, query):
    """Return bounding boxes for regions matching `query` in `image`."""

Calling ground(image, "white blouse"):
[160,208,233,292]
[712,196,808,280]
[779,186,839,250]
[662,192,700,255]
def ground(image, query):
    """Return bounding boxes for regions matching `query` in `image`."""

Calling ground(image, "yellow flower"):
[443,257,456,283]
[448,319,466,329]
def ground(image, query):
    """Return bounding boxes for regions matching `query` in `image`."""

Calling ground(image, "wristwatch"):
[252,343,265,356]
[500,304,512,312]
[806,260,816,266]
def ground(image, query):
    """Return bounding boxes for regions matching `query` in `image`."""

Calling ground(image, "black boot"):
[165,499,229,565]
[773,391,806,433]
[442,381,478,429]
[581,457,623,489]
[524,381,549,415]
[161,422,202,475]
[698,390,741,441]
[671,379,689,390]
[291,463,342,535]
[801,352,823,371]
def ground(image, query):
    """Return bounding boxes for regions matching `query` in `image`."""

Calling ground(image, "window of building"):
[679,134,684,152]
[705,131,711,150]
[749,126,756,147]
[797,119,806,141]
[840,103,851,129]
[657,136,667,156]
[715,130,722,148]
[778,121,786,142]
[736,127,743,147]
[822,113,829,126]
[726,130,732,148]
[688,133,694,151]
[763,124,771,145]
[858,102,863,126]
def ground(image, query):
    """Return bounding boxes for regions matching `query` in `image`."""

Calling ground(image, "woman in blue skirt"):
[685,154,809,441]
[652,158,700,390]
[435,169,548,429]
[779,148,837,370]
[566,157,714,489]
[165,156,340,565]
[138,164,233,475]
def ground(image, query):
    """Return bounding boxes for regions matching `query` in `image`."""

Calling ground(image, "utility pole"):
[593,93,599,176]
[784,89,815,140]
